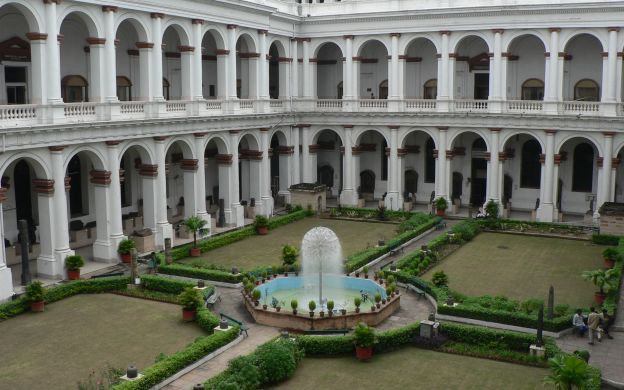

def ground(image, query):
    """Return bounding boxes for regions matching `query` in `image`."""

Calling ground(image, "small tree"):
[308,300,316,312]
[182,216,209,249]
[290,299,298,311]
[434,197,448,211]
[178,288,202,311]
[543,354,591,390]
[65,255,85,271]
[485,199,499,219]
[252,289,261,303]
[281,244,299,269]
[117,239,135,255]
[254,215,269,230]
[25,281,44,303]
[353,322,377,349]
[431,271,449,287]
[327,300,335,312]
[582,269,619,294]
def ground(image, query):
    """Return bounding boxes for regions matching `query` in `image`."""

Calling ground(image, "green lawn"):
[423,232,603,307]
[180,217,398,270]
[272,347,550,390]
[0,294,205,390]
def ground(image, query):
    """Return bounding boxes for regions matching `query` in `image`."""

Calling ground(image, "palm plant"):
[543,354,590,390]
[582,268,619,294]
[182,216,209,249]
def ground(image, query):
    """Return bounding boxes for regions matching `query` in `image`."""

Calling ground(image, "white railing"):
[454,99,488,112]
[562,101,600,114]
[316,99,343,110]
[405,99,437,111]
[165,101,187,113]
[120,101,145,114]
[269,99,285,109]
[0,104,37,121]
[239,99,254,110]
[359,99,388,109]
[205,100,222,110]
[64,102,97,118]
[506,100,543,113]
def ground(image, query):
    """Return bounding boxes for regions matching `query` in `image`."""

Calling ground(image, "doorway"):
[474,73,489,100]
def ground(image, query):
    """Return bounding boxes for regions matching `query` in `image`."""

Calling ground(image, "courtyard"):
[178,217,398,270]
[422,232,604,308]
[271,347,550,390]
[0,294,205,390]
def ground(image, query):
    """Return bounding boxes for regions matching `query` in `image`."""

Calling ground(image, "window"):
[163,78,170,100]
[520,139,542,188]
[5,66,28,104]
[116,76,132,101]
[61,75,88,103]
[521,79,544,101]
[574,79,599,101]
[425,137,435,183]
[423,79,437,99]
[379,80,388,99]
[572,142,594,192]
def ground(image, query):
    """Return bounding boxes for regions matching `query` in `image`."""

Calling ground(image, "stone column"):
[0,188,13,302]
[602,28,619,115]
[136,42,154,101]
[488,128,501,205]
[537,130,556,221]
[302,38,312,98]
[292,126,301,184]
[544,28,561,113]
[154,137,173,248]
[227,25,238,99]
[436,128,449,199]
[352,57,360,100]
[102,6,118,102]
[290,38,299,99]
[260,128,273,216]
[229,130,244,226]
[340,125,357,205]
[215,154,233,223]
[301,126,313,183]
[489,29,503,113]
[343,36,354,101]
[44,0,62,104]
[597,132,614,217]
[386,126,402,210]
[247,54,259,99]
[278,58,291,100]
[438,31,451,109]
[151,13,165,101]
[180,158,199,219]
[50,147,74,277]
[86,37,106,102]
[258,30,269,100]
[192,19,204,100]
[138,164,158,236]
[179,46,194,100]
[106,141,126,254]
[26,33,47,104]
[389,33,400,100]
[194,133,210,223]
[216,49,229,99]
[90,170,115,262]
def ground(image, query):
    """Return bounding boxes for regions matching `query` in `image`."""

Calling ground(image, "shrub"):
[353,322,377,348]
[25,281,44,303]
[327,300,334,312]
[65,255,85,270]
[543,354,592,390]
[157,263,243,283]
[519,298,544,314]
[178,288,203,310]
[252,289,261,302]
[254,215,269,230]
[253,339,303,385]
[182,216,210,248]
[308,300,316,312]
[281,244,298,267]
[117,239,135,255]
[141,274,195,294]
[435,197,448,210]
[485,199,499,218]
[602,247,619,260]
[431,271,449,287]
[354,297,362,308]
[290,299,298,310]
[591,234,620,246]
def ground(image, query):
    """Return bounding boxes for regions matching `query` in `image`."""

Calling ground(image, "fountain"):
[243,227,401,330]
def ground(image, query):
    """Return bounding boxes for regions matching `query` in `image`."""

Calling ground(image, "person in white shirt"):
[572,309,588,336]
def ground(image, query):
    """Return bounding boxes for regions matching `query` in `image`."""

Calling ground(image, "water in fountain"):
[301,227,343,309]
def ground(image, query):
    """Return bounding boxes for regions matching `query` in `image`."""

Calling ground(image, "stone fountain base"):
[243,293,401,331]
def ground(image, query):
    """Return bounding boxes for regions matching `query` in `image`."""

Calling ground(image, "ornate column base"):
[536,202,555,222]
[339,189,358,207]
[155,222,173,250]
[261,196,273,217]
[93,239,118,263]
[384,192,403,211]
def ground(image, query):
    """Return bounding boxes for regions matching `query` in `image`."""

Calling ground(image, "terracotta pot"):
[355,273,360,278]
[284,272,288,277]
[376,303,381,309]
[355,346,373,361]
[276,307,281,312]
[328,312,333,317]
[256,281,260,286]
[262,278,266,283]
[382,299,387,305]
[257,226,269,235]
[309,311,315,317]
[292,310,298,315]
[263,304,268,310]
[30,301,44,312]
[190,247,201,257]
[436,209,445,217]
[364,274,369,279]
[254,301,259,306]
[371,306,376,312]
[604,258,615,269]
[595,291,606,305]
[355,307,360,313]
[320,311,325,317]
[341,309,347,315]
[182,308,196,322]
[120,253,132,264]
[67,269,80,280]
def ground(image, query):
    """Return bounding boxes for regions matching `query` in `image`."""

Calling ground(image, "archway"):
[500,134,543,213]
[59,13,94,102]
[358,40,388,99]
[449,132,488,206]
[270,131,290,205]
[236,34,257,99]
[403,38,438,99]
[557,137,599,216]
[164,140,198,241]
[238,134,262,217]
[506,35,546,100]
[268,42,284,99]
[563,34,603,101]
[454,36,490,100]
[314,129,343,200]
[315,42,343,99]
[162,25,191,100]
[200,29,223,99]
[355,130,387,201]
[115,19,146,101]
[401,130,436,204]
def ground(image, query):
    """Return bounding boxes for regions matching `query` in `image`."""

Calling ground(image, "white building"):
[1,0,624,300]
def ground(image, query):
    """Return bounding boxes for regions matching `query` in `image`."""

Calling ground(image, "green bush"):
[254,215,269,230]
[353,322,377,348]
[140,274,195,294]
[178,288,203,310]
[591,234,620,246]
[158,263,243,283]
[65,255,85,270]
[117,239,136,255]
[431,271,449,287]
[25,281,44,302]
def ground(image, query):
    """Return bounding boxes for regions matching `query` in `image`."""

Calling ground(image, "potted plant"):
[374,293,381,309]
[282,244,299,274]
[252,289,261,306]
[384,288,391,303]
[378,271,384,285]
[374,271,379,281]
[117,239,135,264]
[178,287,202,322]
[182,216,209,257]
[354,297,362,313]
[602,248,618,269]
[244,282,254,298]
[363,266,369,279]
[327,300,335,317]
[386,274,395,287]
[261,271,268,283]
[434,197,448,216]
[25,281,45,312]
[291,299,298,315]
[308,300,316,317]
[320,309,325,317]
[65,255,84,280]
[353,322,377,361]
[582,269,619,305]
[254,215,269,235]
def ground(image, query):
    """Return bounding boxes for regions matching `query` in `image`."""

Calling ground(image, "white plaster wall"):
[563,35,602,100]
[359,41,388,98]
[506,35,546,99]
[316,44,343,98]
[404,39,437,98]
[454,37,489,99]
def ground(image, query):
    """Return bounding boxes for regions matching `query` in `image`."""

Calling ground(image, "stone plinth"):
[599,202,624,235]
[289,183,327,212]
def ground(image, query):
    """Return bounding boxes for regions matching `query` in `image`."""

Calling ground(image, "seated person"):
[572,309,588,336]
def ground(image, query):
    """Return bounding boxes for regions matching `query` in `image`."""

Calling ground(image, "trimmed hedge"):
[140,274,195,294]
[112,327,239,390]
[592,233,620,246]
[158,263,244,283]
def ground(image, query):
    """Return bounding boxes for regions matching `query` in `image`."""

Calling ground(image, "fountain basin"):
[243,275,400,331]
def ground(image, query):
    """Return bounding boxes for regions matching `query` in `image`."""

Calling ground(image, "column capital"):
[226,24,238,30]
[597,157,604,168]
[229,129,241,134]
[105,140,121,146]
[139,164,158,176]
[192,19,204,25]
[215,49,230,55]
[90,170,111,185]
[343,125,354,129]
[48,145,66,152]
[136,42,154,49]
[492,29,505,34]
[0,187,6,203]
[545,129,557,135]
[216,154,233,165]
[180,159,199,171]
[193,132,206,138]
[275,146,294,155]
[259,128,270,132]
[388,125,400,130]
[43,0,62,4]
[437,126,449,131]
[86,37,106,45]
[32,179,55,194]
[178,45,195,52]
[612,158,621,167]
[257,29,268,35]
[150,12,165,19]
[608,27,621,32]
[489,128,502,133]
[548,27,561,33]
[439,30,451,35]
[309,144,320,154]
[153,136,168,142]
[390,33,401,38]
[295,124,311,128]
[26,32,48,41]
[101,5,118,12]
[343,35,354,40]
[64,176,71,191]
[603,131,616,137]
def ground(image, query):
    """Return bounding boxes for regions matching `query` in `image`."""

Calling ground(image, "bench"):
[90,272,125,279]
[435,221,447,230]
[389,247,404,257]
[406,284,426,299]
[206,290,222,306]
[220,313,249,337]
[304,329,349,336]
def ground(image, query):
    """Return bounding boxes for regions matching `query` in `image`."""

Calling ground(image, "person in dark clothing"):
[601,309,615,340]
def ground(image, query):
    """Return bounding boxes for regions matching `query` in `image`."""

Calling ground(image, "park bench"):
[435,221,447,230]
[406,284,426,299]
[389,247,404,257]
[206,289,222,307]
[90,272,124,279]
[220,313,249,337]
[304,329,349,336]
